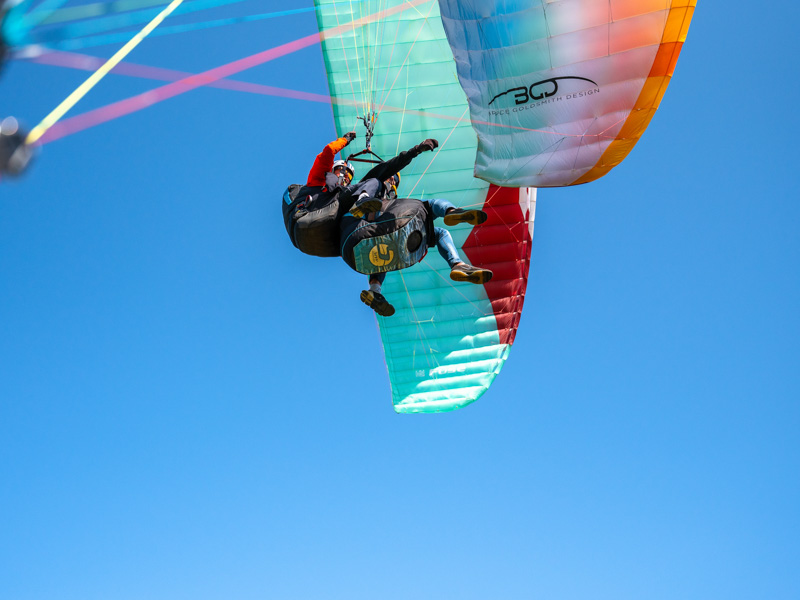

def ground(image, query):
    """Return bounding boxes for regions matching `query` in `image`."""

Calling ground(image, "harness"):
[281,180,349,258]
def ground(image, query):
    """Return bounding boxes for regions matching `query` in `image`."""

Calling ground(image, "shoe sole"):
[350,199,383,219]
[443,210,488,227]
[450,268,493,285]
[360,290,396,317]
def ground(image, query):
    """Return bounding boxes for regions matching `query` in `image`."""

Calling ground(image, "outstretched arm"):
[360,139,438,184]
[305,132,355,186]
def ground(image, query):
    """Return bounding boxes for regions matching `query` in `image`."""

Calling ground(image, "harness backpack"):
[281,178,343,258]
[339,198,435,275]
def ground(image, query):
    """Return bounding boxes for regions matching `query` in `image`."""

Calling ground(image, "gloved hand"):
[411,138,439,155]
[343,131,357,143]
[419,138,438,152]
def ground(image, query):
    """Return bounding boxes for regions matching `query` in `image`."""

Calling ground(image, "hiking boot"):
[350,196,383,218]
[360,290,396,317]
[450,263,493,284]
[443,208,488,226]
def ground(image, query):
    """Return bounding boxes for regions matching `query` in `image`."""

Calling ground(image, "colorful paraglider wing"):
[314,0,536,413]
[1,0,32,49]
[1,0,14,61]
[437,0,696,187]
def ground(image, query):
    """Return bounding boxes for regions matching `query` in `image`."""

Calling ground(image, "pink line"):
[28,50,333,104]
[37,0,430,145]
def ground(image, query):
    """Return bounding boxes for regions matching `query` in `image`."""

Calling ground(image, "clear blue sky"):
[2,2,799,599]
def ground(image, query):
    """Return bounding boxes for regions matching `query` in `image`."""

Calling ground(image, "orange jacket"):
[306,137,350,187]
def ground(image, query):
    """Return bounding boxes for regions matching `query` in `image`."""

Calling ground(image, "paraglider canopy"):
[0,117,34,177]
[314,0,538,413]
[0,0,23,73]
[0,1,10,69]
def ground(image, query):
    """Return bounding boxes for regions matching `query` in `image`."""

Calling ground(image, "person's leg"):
[369,272,386,291]
[435,227,494,285]
[439,200,488,227]
[427,198,488,226]
[360,272,394,317]
[434,227,462,268]
[427,198,456,219]
[342,179,383,217]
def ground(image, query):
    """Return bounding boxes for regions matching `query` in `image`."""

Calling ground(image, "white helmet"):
[332,159,354,181]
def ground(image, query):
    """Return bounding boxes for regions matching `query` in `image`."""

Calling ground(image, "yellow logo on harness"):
[369,243,395,267]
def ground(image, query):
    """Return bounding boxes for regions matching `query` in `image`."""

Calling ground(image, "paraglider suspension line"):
[347,111,384,165]
[359,111,376,149]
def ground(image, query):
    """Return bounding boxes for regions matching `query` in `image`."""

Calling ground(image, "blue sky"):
[2,2,799,599]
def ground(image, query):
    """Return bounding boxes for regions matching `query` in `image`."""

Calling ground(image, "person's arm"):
[360,139,438,183]
[305,133,355,186]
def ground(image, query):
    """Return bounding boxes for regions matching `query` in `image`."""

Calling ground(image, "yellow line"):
[26,0,185,145]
